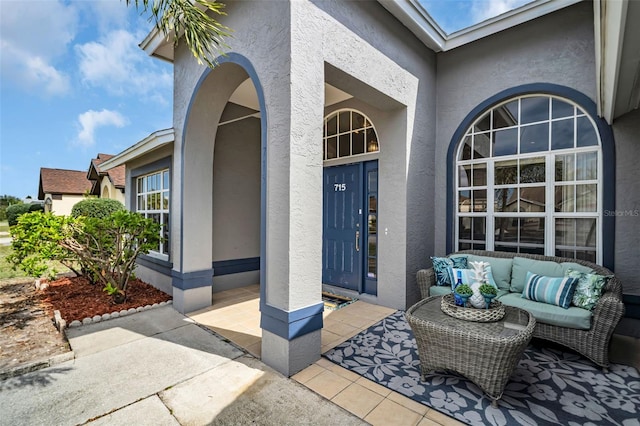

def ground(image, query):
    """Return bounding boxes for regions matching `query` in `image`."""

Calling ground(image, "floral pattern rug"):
[324,311,640,426]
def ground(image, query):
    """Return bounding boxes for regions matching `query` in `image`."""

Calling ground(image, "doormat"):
[324,311,640,426]
[322,292,357,310]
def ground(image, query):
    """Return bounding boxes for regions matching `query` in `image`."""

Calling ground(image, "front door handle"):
[355,231,360,252]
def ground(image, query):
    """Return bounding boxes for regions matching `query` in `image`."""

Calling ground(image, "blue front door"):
[323,164,362,291]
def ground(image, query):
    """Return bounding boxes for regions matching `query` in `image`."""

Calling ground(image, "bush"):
[29,203,44,212]
[71,198,124,219]
[7,204,30,226]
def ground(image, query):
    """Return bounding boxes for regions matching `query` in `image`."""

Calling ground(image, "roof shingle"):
[38,168,92,199]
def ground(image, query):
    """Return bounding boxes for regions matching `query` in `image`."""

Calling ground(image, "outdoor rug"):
[324,311,640,426]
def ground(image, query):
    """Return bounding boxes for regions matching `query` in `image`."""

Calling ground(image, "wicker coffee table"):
[406,296,535,406]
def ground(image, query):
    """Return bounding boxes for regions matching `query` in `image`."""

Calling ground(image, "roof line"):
[100,128,175,171]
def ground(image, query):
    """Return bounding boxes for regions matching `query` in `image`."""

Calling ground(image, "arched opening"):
[101,184,110,199]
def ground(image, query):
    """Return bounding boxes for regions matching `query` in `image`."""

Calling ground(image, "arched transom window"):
[455,95,602,263]
[323,109,379,160]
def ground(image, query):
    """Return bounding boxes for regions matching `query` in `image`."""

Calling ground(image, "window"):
[324,109,379,160]
[455,95,602,263]
[136,169,170,257]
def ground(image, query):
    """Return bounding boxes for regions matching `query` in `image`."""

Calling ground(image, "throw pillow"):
[565,269,612,310]
[521,271,579,309]
[448,263,499,291]
[431,256,468,286]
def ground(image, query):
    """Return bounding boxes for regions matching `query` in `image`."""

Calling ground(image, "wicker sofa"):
[416,250,625,370]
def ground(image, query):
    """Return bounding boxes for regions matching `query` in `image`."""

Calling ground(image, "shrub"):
[71,198,124,219]
[29,203,44,213]
[7,204,30,226]
[10,210,160,303]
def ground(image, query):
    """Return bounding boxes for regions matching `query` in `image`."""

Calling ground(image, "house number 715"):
[334,183,347,191]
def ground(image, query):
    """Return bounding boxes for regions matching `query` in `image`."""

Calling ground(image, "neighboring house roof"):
[87,153,126,196]
[38,168,92,200]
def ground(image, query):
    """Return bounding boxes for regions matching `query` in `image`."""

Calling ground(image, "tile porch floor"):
[188,284,463,426]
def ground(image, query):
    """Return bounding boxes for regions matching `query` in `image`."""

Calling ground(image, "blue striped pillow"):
[521,272,579,309]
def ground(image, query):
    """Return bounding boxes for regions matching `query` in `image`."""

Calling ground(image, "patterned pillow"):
[431,256,468,286]
[565,269,612,310]
[521,271,579,309]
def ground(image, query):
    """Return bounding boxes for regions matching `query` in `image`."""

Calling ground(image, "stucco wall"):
[173,0,435,311]
[49,194,85,216]
[212,116,261,261]
[612,108,640,295]
[434,2,597,254]
[100,176,125,205]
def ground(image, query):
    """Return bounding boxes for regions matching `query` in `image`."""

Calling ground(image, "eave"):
[100,129,175,171]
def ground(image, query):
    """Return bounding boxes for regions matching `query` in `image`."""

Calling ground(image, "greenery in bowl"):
[454,284,473,296]
[479,283,498,296]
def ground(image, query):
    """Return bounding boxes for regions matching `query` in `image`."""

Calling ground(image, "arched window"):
[323,109,379,160]
[454,94,603,263]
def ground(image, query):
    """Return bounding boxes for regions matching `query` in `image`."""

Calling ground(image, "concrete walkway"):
[0,306,365,426]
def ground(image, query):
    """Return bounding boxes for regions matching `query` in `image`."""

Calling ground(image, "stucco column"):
[260,1,325,376]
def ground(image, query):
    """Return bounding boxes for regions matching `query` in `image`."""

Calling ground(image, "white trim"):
[594,0,629,123]
[99,129,174,171]
[377,0,582,52]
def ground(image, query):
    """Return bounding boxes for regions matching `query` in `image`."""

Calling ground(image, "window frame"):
[135,168,170,259]
[323,108,380,163]
[447,86,615,268]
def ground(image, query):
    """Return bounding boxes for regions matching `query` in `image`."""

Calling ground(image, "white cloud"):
[471,0,533,24]
[76,29,172,98]
[75,109,128,147]
[0,0,77,95]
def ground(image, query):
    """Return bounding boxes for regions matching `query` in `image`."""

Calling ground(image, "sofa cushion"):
[431,256,467,286]
[561,262,593,275]
[429,286,452,297]
[521,272,579,309]
[466,255,513,291]
[499,293,592,330]
[566,269,613,310]
[510,256,565,293]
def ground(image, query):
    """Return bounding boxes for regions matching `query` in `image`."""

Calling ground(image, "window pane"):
[459,165,471,187]
[460,135,472,160]
[368,213,377,234]
[576,218,596,248]
[472,163,487,186]
[493,128,518,156]
[576,184,597,212]
[520,122,549,153]
[163,171,170,190]
[520,157,545,183]
[577,116,598,147]
[352,131,365,155]
[474,113,491,132]
[473,190,486,212]
[493,101,518,128]
[473,134,490,159]
[326,137,337,159]
[459,190,470,212]
[495,187,517,212]
[162,213,170,254]
[552,99,574,119]
[338,111,350,133]
[576,151,597,180]
[521,96,549,124]
[551,119,574,150]
[368,172,377,193]
[326,115,337,136]
[555,184,575,212]
[339,134,350,157]
[147,194,154,210]
[520,217,544,244]
[576,250,596,263]
[519,187,545,212]
[555,154,575,181]
[459,242,472,250]
[163,192,170,210]
[472,217,486,240]
[368,258,377,278]
[495,217,518,243]
[137,178,143,193]
[459,217,471,240]
[137,195,144,210]
[555,218,575,247]
[495,160,517,185]
[366,129,379,153]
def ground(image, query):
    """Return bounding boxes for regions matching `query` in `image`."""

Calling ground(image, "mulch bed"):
[43,276,172,323]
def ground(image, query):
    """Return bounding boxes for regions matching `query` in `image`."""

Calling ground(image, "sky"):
[0,0,531,200]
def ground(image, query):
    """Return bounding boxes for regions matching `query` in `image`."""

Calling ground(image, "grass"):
[0,220,9,233]
[0,245,31,280]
